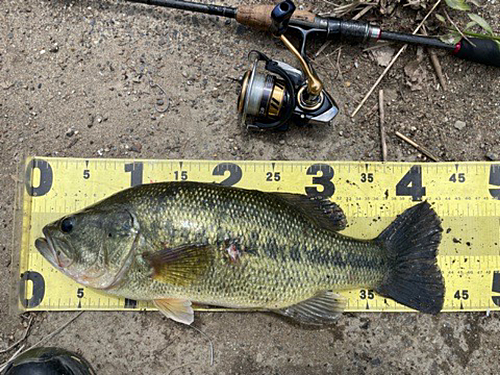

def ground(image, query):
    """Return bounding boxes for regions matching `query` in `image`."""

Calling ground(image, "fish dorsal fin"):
[143,243,213,286]
[274,291,346,325]
[273,193,347,231]
[154,298,194,325]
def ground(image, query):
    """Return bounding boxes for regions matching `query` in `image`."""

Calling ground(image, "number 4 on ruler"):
[489,165,500,199]
[492,272,500,307]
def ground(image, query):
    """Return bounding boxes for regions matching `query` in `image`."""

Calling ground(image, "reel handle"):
[270,1,296,37]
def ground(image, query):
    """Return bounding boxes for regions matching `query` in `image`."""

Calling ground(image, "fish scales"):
[109,182,387,308]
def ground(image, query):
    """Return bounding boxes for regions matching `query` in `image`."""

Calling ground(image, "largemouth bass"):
[35,182,445,325]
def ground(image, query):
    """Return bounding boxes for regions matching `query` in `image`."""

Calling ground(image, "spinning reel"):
[237,0,338,131]
[128,0,500,130]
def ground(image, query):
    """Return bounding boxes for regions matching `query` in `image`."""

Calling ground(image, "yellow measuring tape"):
[15,157,500,313]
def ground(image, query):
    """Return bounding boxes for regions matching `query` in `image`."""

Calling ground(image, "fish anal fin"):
[143,243,213,286]
[274,291,346,325]
[273,193,347,231]
[154,298,194,325]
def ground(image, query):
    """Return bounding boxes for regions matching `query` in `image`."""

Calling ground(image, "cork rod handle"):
[236,5,316,31]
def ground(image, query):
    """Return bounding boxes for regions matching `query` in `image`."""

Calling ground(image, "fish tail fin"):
[375,201,445,314]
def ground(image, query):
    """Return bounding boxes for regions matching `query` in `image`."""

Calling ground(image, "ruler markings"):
[17,158,500,313]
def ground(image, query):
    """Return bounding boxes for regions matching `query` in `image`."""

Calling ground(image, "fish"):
[35,181,445,325]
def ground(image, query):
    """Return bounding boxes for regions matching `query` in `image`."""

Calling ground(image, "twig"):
[320,0,341,7]
[362,42,393,52]
[351,0,443,117]
[443,9,475,47]
[352,4,374,20]
[395,131,440,161]
[189,325,214,366]
[364,103,379,119]
[422,26,447,91]
[0,312,84,373]
[0,344,26,373]
[0,315,34,354]
[336,47,344,83]
[314,40,332,58]
[168,363,195,375]
[379,90,388,161]
[28,312,84,350]
[325,48,343,81]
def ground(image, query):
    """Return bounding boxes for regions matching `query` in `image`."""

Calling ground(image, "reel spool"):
[238,51,294,131]
[239,69,287,120]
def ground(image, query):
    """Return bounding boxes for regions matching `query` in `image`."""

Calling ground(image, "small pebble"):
[486,152,498,161]
[129,143,142,153]
[454,120,466,130]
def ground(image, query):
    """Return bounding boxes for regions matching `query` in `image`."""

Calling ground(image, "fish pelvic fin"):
[154,298,194,325]
[143,243,213,286]
[274,291,346,325]
[375,201,445,314]
[273,193,347,231]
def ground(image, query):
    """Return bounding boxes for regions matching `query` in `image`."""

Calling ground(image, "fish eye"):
[60,217,75,233]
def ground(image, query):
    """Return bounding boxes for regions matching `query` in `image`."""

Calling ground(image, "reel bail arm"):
[270,1,323,106]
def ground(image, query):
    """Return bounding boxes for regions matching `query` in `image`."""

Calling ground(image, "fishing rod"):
[127,0,500,130]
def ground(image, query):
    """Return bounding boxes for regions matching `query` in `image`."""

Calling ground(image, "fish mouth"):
[35,237,59,268]
[35,227,73,269]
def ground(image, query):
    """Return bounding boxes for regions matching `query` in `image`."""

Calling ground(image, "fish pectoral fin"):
[274,291,346,325]
[273,193,347,231]
[143,243,213,286]
[154,298,194,325]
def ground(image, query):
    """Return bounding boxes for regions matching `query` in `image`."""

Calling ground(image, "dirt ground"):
[1,0,500,374]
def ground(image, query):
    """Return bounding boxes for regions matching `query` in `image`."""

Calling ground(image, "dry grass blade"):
[26,312,84,350]
[444,9,475,46]
[0,345,26,373]
[422,26,447,91]
[351,0,443,117]
[379,90,388,161]
[0,312,84,373]
[189,325,214,366]
[315,40,332,58]
[395,131,440,161]
[319,1,376,18]
[0,315,34,354]
[352,4,375,20]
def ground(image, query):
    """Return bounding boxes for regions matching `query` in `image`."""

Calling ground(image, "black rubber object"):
[1,347,96,375]
[454,38,500,67]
